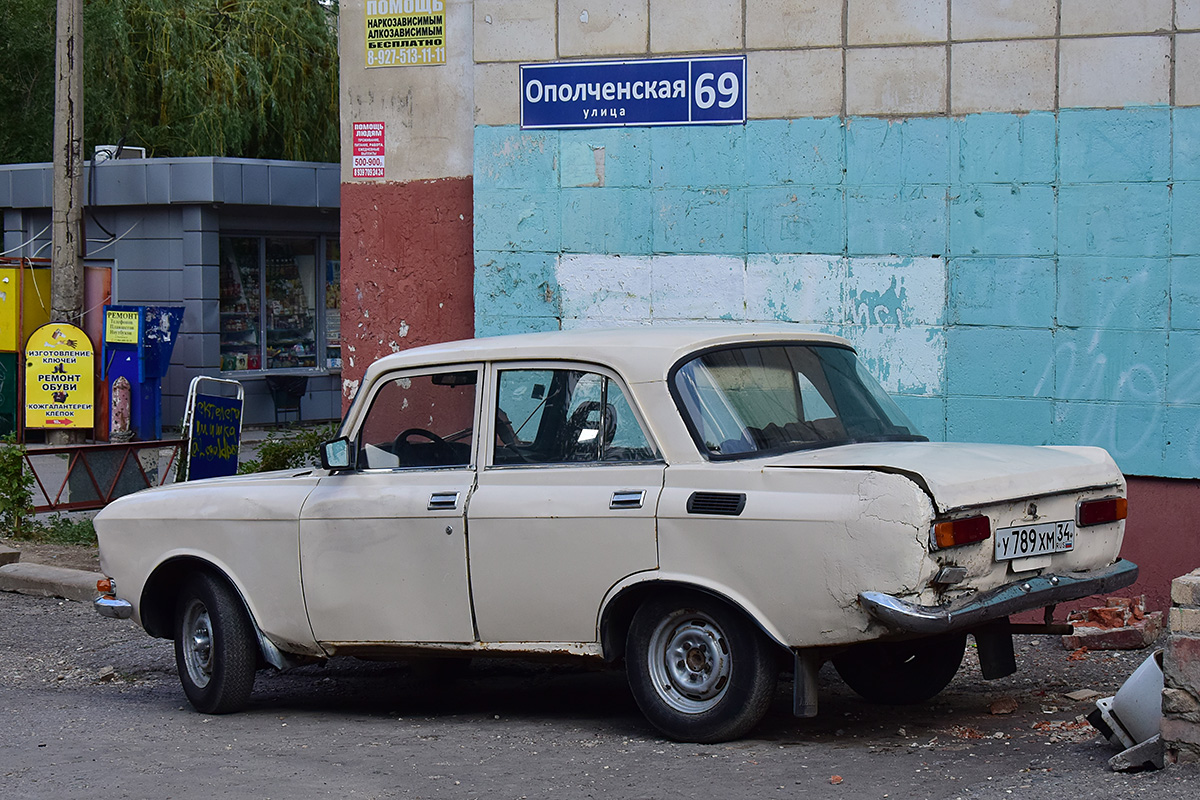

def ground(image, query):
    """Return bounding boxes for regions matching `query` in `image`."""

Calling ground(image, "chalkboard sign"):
[187,393,243,480]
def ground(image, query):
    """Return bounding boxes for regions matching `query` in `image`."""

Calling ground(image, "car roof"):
[360,325,853,385]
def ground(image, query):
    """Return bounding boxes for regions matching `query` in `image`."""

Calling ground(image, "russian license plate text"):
[994,520,1074,561]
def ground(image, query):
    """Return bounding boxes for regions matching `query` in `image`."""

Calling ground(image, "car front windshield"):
[672,344,926,459]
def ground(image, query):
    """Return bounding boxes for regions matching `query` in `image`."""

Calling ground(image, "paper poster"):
[365,0,446,68]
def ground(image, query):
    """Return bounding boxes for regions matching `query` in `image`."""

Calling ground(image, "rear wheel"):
[833,632,967,705]
[174,573,257,714]
[626,593,778,743]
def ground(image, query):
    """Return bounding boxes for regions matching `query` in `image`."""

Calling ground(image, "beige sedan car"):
[94,326,1136,742]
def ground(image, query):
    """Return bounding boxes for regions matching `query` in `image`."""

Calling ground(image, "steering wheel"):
[392,427,454,465]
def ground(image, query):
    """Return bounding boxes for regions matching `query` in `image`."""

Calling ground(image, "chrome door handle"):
[428,491,459,511]
[610,490,645,509]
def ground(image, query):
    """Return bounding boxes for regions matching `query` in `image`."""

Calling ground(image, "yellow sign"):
[365,0,445,67]
[105,310,139,344]
[24,322,95,429]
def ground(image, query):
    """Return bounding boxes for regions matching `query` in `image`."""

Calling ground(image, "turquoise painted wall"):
[473,107,1200,480]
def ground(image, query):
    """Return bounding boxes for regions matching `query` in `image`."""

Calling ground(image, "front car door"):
[466,363,664,644]
[298,365,481,647]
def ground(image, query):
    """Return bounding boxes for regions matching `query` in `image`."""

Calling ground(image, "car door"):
[466,363,664,644]
[298,365,481,646]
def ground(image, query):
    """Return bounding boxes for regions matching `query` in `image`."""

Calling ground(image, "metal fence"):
[23,440,185,513]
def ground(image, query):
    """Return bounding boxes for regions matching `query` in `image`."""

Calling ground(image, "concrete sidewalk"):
[0,544,102,602]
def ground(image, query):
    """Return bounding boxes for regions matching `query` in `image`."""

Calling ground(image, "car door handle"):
[428,492,460,511]
[610,490,646,509]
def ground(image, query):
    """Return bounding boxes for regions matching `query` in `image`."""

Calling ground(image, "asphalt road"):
[1,591,1196,800]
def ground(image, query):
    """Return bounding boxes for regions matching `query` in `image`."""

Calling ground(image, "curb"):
[0,562,103,603]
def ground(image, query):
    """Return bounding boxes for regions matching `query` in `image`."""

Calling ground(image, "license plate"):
[994,520,1074,561]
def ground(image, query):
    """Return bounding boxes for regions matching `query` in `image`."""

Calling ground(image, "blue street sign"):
[520,56,746,129]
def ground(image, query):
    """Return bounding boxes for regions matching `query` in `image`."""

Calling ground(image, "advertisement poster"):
[352,121,386,179]
[104,309,139,344]
[364,0,446,68]
[24,322,95,429]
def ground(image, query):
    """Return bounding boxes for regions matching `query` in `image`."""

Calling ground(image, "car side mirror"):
[322,437,353,470]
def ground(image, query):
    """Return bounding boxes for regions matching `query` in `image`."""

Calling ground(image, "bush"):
[239,423,338,474]
[0,435,35,538]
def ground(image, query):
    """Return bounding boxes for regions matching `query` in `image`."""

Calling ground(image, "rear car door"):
[466,363,664,643]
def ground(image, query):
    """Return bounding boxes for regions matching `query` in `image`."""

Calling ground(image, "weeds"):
[38,513,98,546]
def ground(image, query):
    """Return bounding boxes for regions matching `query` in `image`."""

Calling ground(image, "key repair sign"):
[24,322,94,429]
[520,56,746,129]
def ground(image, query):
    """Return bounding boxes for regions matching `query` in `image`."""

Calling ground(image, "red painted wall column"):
[338,178,475,407]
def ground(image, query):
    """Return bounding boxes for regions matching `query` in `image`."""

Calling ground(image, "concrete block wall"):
[471,1,1200,480]
[1164,569,1200,764]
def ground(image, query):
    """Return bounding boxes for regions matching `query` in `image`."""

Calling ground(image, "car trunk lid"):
[762,442,1122,514]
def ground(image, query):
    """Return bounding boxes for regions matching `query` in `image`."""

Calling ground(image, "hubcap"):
[646,609,731,714]
[181,599,214,689]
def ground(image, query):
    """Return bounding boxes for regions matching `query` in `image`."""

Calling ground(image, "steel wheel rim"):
[646,609,731,714]
[182,598,214,689]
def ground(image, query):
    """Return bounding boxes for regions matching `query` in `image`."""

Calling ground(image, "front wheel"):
[626,593,778,743]
[833,632,967,705]
[174,573,257,714]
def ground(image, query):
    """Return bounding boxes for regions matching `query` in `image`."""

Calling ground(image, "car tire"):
[626,593,778,743]
[174,572,257,714]
[833,632,967,705]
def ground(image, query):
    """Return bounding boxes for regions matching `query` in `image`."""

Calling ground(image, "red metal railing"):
[23,440,185,512]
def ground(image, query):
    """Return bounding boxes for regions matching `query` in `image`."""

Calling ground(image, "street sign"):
[520,56,746,130]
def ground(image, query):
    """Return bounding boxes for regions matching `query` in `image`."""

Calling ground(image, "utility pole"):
[50,0,84,444]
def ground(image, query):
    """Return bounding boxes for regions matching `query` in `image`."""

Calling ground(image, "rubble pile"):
[1062,595,1162,650]
[1163,569,1200,765]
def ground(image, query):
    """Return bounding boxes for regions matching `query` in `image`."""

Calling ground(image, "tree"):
[0,0,340,164]
[0,0,57,164]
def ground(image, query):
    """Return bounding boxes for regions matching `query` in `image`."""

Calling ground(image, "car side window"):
[356,370,477,469]
[493,368,656,465]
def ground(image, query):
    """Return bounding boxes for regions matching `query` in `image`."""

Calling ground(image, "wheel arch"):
[598,576,790,663]
[140,556,298,670]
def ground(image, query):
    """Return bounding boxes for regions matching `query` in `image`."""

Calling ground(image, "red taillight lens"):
[1078,497,1128,527]
[931,515,991,549]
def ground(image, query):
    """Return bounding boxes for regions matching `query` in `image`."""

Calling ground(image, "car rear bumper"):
[859,558,1139,635]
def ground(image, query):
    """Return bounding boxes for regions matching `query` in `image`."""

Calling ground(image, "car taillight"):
[1077,496,1127,527]
[931,515,991,550]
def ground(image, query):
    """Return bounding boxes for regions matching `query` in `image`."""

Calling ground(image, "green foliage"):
[0,435,37,538]
[0,0,340,164]
[0,0,56,163]
[239,423,338,474]
[38,513,98,546]
[0,436,97,544]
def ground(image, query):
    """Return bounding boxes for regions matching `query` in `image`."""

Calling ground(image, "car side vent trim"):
[686,491,746,516]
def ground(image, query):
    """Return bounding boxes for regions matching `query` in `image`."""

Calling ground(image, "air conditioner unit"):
[94,145,147,162]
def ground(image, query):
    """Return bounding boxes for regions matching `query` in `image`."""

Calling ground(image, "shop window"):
[219,235,341,372]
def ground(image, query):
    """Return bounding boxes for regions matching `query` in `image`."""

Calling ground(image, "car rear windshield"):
[672,344,926,459]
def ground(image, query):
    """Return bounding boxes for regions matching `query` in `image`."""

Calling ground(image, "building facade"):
[1,157,342,427]
[338,1,1200,609]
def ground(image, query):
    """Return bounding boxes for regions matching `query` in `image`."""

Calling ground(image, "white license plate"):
[994,520,1075,561]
